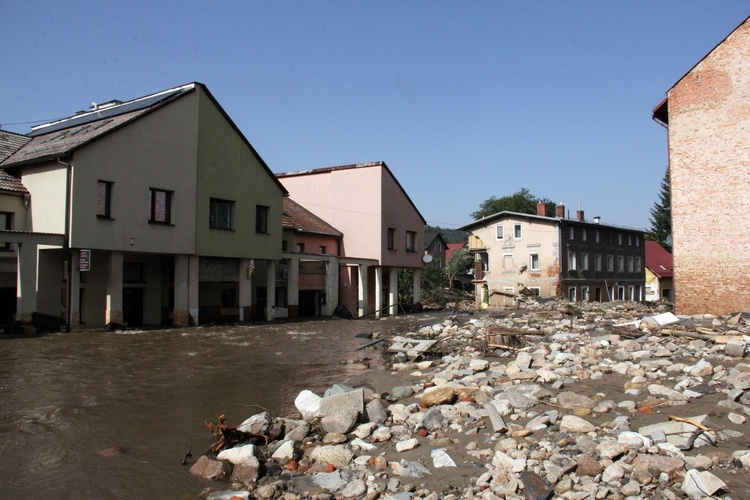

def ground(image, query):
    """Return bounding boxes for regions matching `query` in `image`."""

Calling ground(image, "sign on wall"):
[79,250,91,272]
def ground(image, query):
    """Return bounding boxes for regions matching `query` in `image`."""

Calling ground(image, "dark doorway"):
[299,290,319,317]
[0,287,16,324]
[123,288,144,327]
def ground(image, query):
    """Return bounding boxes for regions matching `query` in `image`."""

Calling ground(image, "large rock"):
[365,399,388,425]
[556,391,596,410]
[682,469,726,498]
[309,444,354,469]
[295,390,322,420]
[318,388,364,418]
[559,415,595,433]
[189,455,230,480]
[321,408,358,434]
[237,412,270,434]
[229,460,260,484]
[217,444,257,465]
[420,386,456,406]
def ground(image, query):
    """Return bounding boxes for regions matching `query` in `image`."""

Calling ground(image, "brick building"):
[653,16,750,315]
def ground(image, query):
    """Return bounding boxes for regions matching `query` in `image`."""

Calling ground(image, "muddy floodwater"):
[0,313,445,499]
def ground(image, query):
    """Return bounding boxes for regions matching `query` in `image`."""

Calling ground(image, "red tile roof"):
[645,240,673,278]
[283,198,342,237]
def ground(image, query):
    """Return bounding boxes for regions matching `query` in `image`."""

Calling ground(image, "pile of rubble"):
[190,301,750,499]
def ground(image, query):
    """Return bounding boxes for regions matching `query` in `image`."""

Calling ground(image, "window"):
[595,254,602,271]
[387,228,395,250]
[209,198,233,229]
[530,253,540,271]
[405,231,416,252]
[149,188,172,224]
[635,256,642,272]
[0,212,12,251]
[581,253,589,271]
[581,286,590,302]
[582,228,587,241]
[319,246,327,254]
[97,181,113,219]
[628,234,632,246]
[568,251,577,271]
[568,227,575,240]
[627,256,634,273]
[618,234,623,245]
[568,287,576,302]
[503,254,514,271]
[607,255,614,272]
[635,236,640,247]
[514,224,522,239]
[595,230,600,243]
[618,255,625,272]
[256,205,269,234]
[496,225,504,240]
[297,243,305,253]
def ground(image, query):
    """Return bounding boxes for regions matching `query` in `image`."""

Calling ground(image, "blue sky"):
[3,1,748,230]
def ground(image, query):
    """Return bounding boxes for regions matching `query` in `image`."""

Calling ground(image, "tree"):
[445,247,473,288]
[471,188,555,220]
[649,167,671,250]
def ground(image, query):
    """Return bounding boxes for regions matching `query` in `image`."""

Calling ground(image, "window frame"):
[97,180,114,219]
[149,188,173,225]
[617,255,625,272]
[495,225,504,240]
[513,224,522,239]
[209,198,234,230]
[529,253,540,271]
[387,228,395,250]
[581,252,589,271]
[568,251,577,271]
[255,205,270,234]
[594,254,602,271]
[405,230,416,252]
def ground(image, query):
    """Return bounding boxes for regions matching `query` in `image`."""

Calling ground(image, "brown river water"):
[0,313,448,499]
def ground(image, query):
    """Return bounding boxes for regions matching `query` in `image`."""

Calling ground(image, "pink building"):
[277,162,425,317]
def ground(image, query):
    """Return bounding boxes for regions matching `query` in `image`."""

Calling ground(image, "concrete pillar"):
[374,266,383,318]
[389,267,399,316]
[69,250,81,331]
[173,255,190,326]
[188,255,200,325]
[266,260,276,321]
[288,256,299,318]
[15,242,38,324]
[357,264,368,318]
[106,251,124,326]
[412,268,422,307]
[324,256,339,316]
[238,258,253,322]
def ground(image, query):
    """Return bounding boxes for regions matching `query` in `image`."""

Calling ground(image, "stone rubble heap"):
[190,301,750,499]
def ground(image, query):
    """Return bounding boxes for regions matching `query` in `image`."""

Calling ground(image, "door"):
[123,288,144,327]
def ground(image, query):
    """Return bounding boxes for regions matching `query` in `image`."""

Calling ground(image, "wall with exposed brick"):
[666,17,750,315]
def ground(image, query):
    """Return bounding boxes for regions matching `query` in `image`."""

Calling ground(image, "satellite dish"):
[422,254,433,263]
[665,234,673,246]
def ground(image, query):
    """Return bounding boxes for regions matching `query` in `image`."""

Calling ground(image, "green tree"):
[471,188,555,220]
[446,247,473,288]
[649,167,671,250]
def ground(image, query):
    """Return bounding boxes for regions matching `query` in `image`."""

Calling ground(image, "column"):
[412,268,421,308]
[287,256,299,318]
[238,259,253,322]
[357,264,368,318]
[15,242,37,324]
[389,267,399,316]
[69,250,81,331]
[266,260,276,321]
[106,251,124,327]
[324,256,339,316]
[374,266,383,318]
[188,255,199,325]
[173,255,190,326]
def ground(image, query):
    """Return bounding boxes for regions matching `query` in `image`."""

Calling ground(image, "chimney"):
[537,202,546,216]
[555,203,565,219]
[576,210,584,222]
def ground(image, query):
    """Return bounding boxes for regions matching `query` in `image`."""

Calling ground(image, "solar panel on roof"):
[28,84,194,137]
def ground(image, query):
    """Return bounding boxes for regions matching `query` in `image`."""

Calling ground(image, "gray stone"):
[229,461,260,484]
[321,408,358,434]
[648,383,688,401]
[391,385,415,400]
[313,470,347,492]
[217,444,257,465]
[324,383,355,397]
[309,445,354,469]
[401,460,432,478]
[682,469,726,498]
[431,448,457,467]
[271,440,295,464]
[365,399,388,425]
[294,390,322,420]
[188,455,230,480]
[602,463,625,483]
[596,439,627,460]
[726,340,747,358]
[340,478,367,498]
[420,386,456,406]
[639,416,713,450]
[318,388,364,418]
[418,407,447,431]
[237,412,270,434]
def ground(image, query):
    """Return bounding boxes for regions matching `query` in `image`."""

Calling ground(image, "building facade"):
[459,203,645,309]
[653,16,750,315]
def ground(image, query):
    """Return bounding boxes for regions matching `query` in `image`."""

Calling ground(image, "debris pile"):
[189,302,750,499]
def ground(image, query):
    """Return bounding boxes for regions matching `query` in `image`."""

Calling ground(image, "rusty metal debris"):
[204,414,270,454]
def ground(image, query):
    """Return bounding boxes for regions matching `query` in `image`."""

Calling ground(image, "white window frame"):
[581,285,589,302]
[513,224,522,239]
[568,286,577,302]
[635,256,642,272]
[529,253,540,271]
[495,225,504,240]
[618,255,624,272]
[581,253,589,271]
[607,255,614,272]
[594,254,602,271]
[568,251,577,271]
[627,256,634,273]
